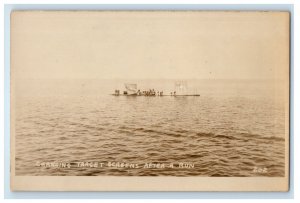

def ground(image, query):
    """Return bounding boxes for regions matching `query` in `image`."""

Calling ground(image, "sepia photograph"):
[10,11,290,191]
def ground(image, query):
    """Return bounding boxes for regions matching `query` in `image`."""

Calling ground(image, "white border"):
[1,0,298,202]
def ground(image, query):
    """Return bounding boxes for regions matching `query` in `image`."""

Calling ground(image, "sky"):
[11,11,289,80]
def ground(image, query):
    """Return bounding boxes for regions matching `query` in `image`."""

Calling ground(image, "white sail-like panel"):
[175,81,188,95]
[124,83,137,94]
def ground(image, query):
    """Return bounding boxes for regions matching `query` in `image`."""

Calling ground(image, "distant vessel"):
[112,82,200,97]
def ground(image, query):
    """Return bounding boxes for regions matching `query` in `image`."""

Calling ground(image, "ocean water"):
[14,79,286,176]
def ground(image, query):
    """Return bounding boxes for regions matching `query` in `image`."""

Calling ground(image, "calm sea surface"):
[14,79,286,176]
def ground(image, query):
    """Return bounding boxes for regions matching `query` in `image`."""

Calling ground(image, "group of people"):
[137,89,164,96]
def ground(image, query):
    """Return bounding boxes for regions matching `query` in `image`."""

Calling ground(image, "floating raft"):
[111,94,200,97]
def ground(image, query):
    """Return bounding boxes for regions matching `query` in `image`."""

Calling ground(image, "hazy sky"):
[11,11,289,80]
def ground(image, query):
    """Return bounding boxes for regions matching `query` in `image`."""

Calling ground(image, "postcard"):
[10,11,290,191]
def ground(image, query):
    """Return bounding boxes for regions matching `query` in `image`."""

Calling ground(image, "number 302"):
[253,167,268,173]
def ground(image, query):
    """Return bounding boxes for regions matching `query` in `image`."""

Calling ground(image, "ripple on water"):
[15,90,286,177]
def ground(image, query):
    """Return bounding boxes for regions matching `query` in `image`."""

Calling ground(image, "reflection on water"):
[14,79,286,176]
